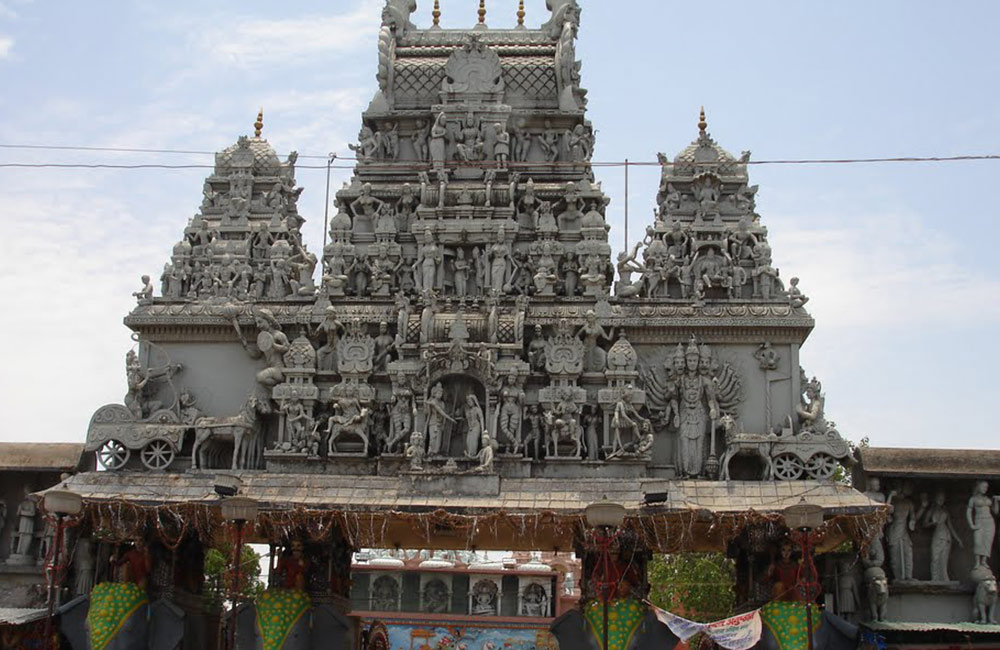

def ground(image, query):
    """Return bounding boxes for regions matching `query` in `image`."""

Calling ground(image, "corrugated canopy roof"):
[859,447,1000,479]
[0,443,83,472]
[0,608,46,626]
[57,472,883,553]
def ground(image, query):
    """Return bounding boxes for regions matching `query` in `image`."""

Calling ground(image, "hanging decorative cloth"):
[86,582,148,650]
[584,598,645,650]
[760,601,823,650]
[255,588,312,650]
[651,604,763,650]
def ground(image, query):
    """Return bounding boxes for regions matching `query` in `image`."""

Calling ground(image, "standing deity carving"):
[923,490,962,581]
[316,307,345,373]
[967,481,998,569]
[425,383,455,456]
[388,375,414,453]
[463,394,486,458]
[886,482,922,581]
[10,487,36,557]
[675,339,719,478]
[576,310,613,373]
[415,228,443,294]
[429,113,448,174]
[489,226,513,295]
[498,372,525,453]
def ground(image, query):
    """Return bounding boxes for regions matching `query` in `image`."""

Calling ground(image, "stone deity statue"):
[886,482,922,581]
[489,226,513,295]
[10,487,36,557]
[476,432,498,473]
[923,490,963,581]
[429,113,448,173]
[132,275,154,305]
[576,310,613,373]
[425,383,455,456]
[415,228,442,293]
[406,431,425,470]
[498,372,524,453]
[74,536,96,596]
[967,481,998,568]
[676,340,719,478]
[464,394,486,458]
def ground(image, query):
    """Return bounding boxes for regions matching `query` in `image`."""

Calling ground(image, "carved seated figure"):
[327,393,370,455]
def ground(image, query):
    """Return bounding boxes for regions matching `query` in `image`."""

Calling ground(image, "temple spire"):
[254,108,264,138]
[698,106,707,136]
[478,0,486,25]
[517,0,525,28]
[432,0,441,28]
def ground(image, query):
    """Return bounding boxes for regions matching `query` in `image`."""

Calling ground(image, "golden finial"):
[517,0,525,27]
[254,108,264,138]
[432,0,441,27]
[478,0,487,25]
[698,106,707,135]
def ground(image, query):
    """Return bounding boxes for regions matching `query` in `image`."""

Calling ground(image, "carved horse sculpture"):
[719,414,775,480]
[192,395,263,470]
[544,409,582,458]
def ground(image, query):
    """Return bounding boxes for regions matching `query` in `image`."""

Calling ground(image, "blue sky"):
[0,0,997,449]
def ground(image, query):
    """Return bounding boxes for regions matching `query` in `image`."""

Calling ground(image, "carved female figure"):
[415,228,442,293]
[498,372,524,452]
[576,310,613,373]
[250,310,289,388]
[489,226,512,294]
[424,383,454,455]
[397,183,417,232]
[316,307,344,373]
[452,248,469,297]
[429,113,448,172]
[493,123,510,169]
[967,481,998,568]
[923,490,962,581]
[351,183,384,234]
[10,487,35,556]
[511,118,531,162]
[463,394,486,458]
[557,252,577,297]
[387,387,413,453]
[568,124,592,162]
[412,119,429,162]
[886,482,919,581]
[472,246,488,295]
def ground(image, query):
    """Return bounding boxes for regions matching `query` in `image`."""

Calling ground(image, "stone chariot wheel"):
[140,439,176,471]
[772,453,804,480]
[97,440,130,470]
[804,453,839,480]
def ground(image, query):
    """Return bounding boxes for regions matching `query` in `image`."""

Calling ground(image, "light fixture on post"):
[220,495,258,650]
[42,489,83,650]
[585,496,627,650]
[782,498,824,650]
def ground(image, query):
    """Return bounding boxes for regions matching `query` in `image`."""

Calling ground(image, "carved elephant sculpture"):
[233,600,350,650]
[551,606,678,650]
[755,606,858,650]
[59,592,184,650]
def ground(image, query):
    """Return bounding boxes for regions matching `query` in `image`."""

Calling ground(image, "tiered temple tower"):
[62,3,883,649]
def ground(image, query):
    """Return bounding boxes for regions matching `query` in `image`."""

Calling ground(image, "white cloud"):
[0,35,13,58]
[196,1,382,67]
[768,211,1000,330]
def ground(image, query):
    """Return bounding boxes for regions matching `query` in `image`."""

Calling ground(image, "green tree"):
[647,553,736,622]
[203,544,265,611]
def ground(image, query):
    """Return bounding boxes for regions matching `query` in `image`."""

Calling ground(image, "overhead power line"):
[0,154,998,173]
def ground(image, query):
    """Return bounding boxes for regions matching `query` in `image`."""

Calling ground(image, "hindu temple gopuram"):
[14,2,999,650]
